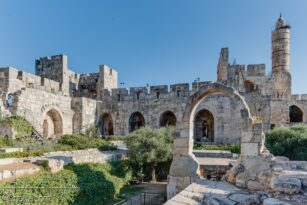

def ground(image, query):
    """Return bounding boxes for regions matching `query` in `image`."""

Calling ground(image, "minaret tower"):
[271,15,292,98]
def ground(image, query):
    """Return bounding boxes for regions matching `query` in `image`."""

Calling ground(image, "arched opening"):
[159,111,177,127]
[245,80,255,93]
[194,109,214,143]
[72,113,82,134]
[6,93,13,107]
[100,113,114,136]
[129,112,145,133]
[43,109,63,138]
[289,105,303,123]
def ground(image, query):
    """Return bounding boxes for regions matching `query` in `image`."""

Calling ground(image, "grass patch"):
[0,161,133,205]
[0,116,33,139]
[193,143,241,154]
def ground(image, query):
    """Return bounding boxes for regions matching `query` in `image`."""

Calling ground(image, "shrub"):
[84,124,100,138]
[0,161,133,205]
[265,125,307,160]
[0,136,13,147]
[58,134,116,150]
[126,127,174,181]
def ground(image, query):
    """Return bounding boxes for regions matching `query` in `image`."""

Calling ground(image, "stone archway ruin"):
[167,83,265,199]
[42,109,63,139]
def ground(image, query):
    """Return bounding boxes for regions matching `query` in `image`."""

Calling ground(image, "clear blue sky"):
[0,0,307,93]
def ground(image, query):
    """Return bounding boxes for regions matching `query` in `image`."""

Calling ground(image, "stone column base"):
[167,175,200,200]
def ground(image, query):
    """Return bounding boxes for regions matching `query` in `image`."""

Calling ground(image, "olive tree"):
[126,127,174,181]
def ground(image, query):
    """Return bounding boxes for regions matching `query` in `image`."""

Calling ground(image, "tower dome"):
[275,14,288,29]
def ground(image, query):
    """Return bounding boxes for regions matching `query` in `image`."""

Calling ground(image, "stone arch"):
[168,83,256,199]
[43,109,63,138]
[244,80,255,93]
[129,112,145,133]
[194,109,214,143]
[160,111,177,127]
[289,105,303,123]
[182,83,252,140]
[100,113,114,136]
[72,112,82,134]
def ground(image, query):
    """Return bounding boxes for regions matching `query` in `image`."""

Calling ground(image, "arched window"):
[6,93,13,107]
[289,105,303,123]
[194,109,214,143]
[245,80,255,93]
[129,112,145,133]
[159,111,177,127]
[100,113,114,136]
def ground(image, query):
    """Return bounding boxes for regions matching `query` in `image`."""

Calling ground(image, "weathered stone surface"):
[247,180,263,191]
[263,198,291,205]
[270,175,302,194]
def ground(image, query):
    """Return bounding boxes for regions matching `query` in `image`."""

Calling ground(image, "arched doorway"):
[160,111,177,127]
[129,112,145,133]
[100,113,114,136]
[194,109,214,143]
[43,109,63,138]
[244,80,255,93]
[289,105,303,123]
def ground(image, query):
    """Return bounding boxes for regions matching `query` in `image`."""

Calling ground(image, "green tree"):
[126,127,174,181]
[265,125,307,160]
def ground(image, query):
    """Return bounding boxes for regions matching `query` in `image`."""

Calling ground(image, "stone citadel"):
[0,16,304,144]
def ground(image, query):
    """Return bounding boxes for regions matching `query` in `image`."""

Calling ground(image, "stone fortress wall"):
[0,16,306,145]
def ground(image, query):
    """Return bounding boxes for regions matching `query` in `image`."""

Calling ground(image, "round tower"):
[272,15,291,73]
[271,15,292,99]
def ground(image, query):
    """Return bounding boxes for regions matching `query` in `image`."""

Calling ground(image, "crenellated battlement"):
[0,67,67,96]
[247,64,265,76]
[291,94,307,101]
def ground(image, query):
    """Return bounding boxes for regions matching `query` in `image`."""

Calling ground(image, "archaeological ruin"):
[1,16,307,203]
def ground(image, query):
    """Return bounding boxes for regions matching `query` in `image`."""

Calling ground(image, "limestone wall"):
[11,88,74,136]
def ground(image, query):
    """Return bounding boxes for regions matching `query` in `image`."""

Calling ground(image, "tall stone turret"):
[217,48,229,84]
[271,15,291,98]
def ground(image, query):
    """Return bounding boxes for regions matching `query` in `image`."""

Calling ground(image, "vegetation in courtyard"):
[0,135,116,158]
[193,143,241,154]
[265,124,307,160]
[0,116,33,139]
[126,127,174,181]
[84,124,100,138]
[59,134,116,151]
[0,161,133,205]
